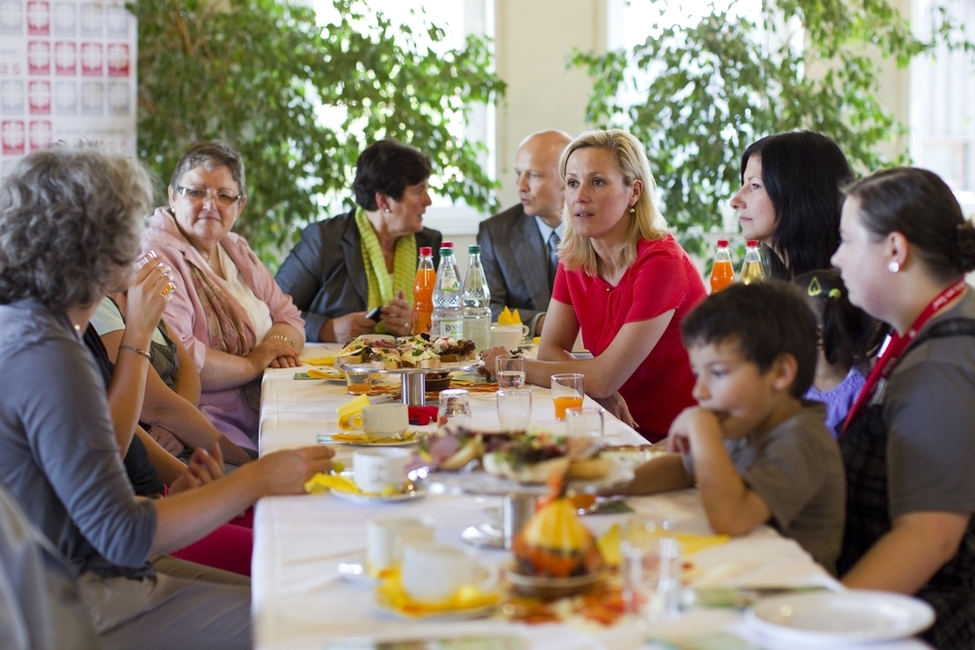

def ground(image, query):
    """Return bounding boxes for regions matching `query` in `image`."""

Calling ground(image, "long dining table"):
[252,343,930,650]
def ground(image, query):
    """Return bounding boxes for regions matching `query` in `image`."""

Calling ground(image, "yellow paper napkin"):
[497,307,522,325]
[328,431,416,444]
[336,394,370,429]
[307,368,343,379]
[303,355,336,366]
[305,473,361,495]
[376,574,500,618]
[598,524,729,566]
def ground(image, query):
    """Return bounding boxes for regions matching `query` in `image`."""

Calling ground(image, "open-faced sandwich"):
[335,333,477,370]
[418,429,486,471]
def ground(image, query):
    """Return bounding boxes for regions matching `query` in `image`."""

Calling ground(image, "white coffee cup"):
[491,324,529,350]
[353,448,409,493]
[400,543,498,602]
[360,403,408,437]
[366,517,434,573]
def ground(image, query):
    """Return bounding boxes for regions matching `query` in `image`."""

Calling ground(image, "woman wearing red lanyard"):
[832,167,975,650]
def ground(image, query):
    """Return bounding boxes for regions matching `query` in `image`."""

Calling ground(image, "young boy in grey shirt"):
[619,282,845,573]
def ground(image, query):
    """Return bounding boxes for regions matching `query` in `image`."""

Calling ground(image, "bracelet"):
[118,344,151,360]
[268,334,295,348]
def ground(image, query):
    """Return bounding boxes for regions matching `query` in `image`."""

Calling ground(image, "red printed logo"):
[27,1,49,35]
[55,41,77,76]
[28,81,51,115]
[106,43,129,78]
[29,121,52,151]
[2,121,26,156]
[27,41,51,76]
[81,42,103,77]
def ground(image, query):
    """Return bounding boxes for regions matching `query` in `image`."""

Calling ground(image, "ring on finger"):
[161,282,176,296]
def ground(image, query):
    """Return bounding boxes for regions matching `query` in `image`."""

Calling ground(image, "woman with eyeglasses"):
[144,141,305,452]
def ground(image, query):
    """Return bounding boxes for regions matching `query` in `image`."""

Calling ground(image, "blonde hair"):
[558,129,669,275]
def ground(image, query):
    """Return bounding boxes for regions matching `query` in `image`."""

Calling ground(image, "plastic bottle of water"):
[430,246,464,339]
[740,240,765,285]
[462,244,492,351]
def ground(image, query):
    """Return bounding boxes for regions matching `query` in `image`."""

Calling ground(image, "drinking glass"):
[344,368,372,395]
[621,515,682,624]
[438,389,472,427]
[565,407,604,438]
[550,373,584,420]
[497,387,532,430]
[495,356,526,389]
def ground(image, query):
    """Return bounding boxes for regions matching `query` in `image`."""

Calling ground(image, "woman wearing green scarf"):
[276,139,443,343]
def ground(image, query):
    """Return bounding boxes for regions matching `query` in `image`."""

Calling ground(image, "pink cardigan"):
[143,207,305,449]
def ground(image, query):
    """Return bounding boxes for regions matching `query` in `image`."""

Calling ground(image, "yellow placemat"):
[376,574,500,619]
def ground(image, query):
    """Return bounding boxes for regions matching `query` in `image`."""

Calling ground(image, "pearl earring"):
[888,261,900,274]
[384,208,391,214]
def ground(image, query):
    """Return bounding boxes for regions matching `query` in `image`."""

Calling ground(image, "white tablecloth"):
[253,344,929,649]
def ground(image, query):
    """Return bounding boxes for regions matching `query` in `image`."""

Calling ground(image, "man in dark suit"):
[477,130,571,336]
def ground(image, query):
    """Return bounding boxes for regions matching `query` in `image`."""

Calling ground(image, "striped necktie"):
[548,230,561,284]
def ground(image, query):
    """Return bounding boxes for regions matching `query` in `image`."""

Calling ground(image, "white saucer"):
[330,486,426,504]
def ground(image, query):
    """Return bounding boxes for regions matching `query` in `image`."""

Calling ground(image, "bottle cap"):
[468,245,481,254]
[439,247,453,255]
[419,246,433,256]
[746,240,759,247]
[717,239,729,247]
[442,242,454,248]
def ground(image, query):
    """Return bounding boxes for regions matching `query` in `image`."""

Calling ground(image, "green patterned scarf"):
[355,208,417,333]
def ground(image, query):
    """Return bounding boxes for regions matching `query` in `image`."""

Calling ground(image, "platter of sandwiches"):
[335,334,483,372]
[420,427,633,496]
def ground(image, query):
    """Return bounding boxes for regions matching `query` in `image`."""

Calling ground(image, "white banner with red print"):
[0,1,136,178]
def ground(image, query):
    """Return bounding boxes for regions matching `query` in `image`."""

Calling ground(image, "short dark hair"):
[352,139,431,211]
[0,146,152,311]
[681,281,818,397]
[845,167,975,282]
[169,141,246,197]
[794,269,878,370]
[741,131,853,280]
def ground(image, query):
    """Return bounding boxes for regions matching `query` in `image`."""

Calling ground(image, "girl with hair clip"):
[794,269,877,437]
[731,131,854,279]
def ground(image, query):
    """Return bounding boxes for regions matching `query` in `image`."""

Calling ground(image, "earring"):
[629,207,635,215]
[384,208,391,214]
[888,261,900,274]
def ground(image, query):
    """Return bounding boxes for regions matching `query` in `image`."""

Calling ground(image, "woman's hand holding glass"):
[126,253,173,340]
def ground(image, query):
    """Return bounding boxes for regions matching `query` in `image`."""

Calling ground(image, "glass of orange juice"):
[344,368,372,395]
[550,373,584,420]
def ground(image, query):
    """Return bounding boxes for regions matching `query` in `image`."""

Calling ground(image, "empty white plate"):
[746,590,935,644]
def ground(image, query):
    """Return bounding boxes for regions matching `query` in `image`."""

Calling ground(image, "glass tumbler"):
[550,373,584,420]
[344,368,373,395]
[496,356,526,388]
[565,407,604,438]
[438,389,472,427]
[621,515,683,624]
[497,387,532,430]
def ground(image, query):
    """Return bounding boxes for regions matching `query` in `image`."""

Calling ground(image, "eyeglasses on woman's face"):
[176,185,242,208]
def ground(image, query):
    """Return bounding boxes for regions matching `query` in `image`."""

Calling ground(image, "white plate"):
[330,486,426,504]
[745,590,935,644]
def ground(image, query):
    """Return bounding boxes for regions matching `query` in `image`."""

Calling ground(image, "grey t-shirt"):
[685,402,845,573]
[884,291,975,519]
[0,300,156,576]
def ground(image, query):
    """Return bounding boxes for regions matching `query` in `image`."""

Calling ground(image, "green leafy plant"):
[570,0,972,256]
[131,0,505,264]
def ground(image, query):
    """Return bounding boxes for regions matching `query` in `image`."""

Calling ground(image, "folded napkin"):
[303,355,336,366]
[376,574,500,619]
[305,473,361,495]
[306,368,343,379]
[498,306,522,326]
[597,524,729,566]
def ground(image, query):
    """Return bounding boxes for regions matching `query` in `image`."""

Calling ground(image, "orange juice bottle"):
[412,247,436,335]
[709,239,734,293]
[554,395,585,420]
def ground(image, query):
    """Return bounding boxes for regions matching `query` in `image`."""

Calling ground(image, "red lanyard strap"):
[842,279,968,434]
